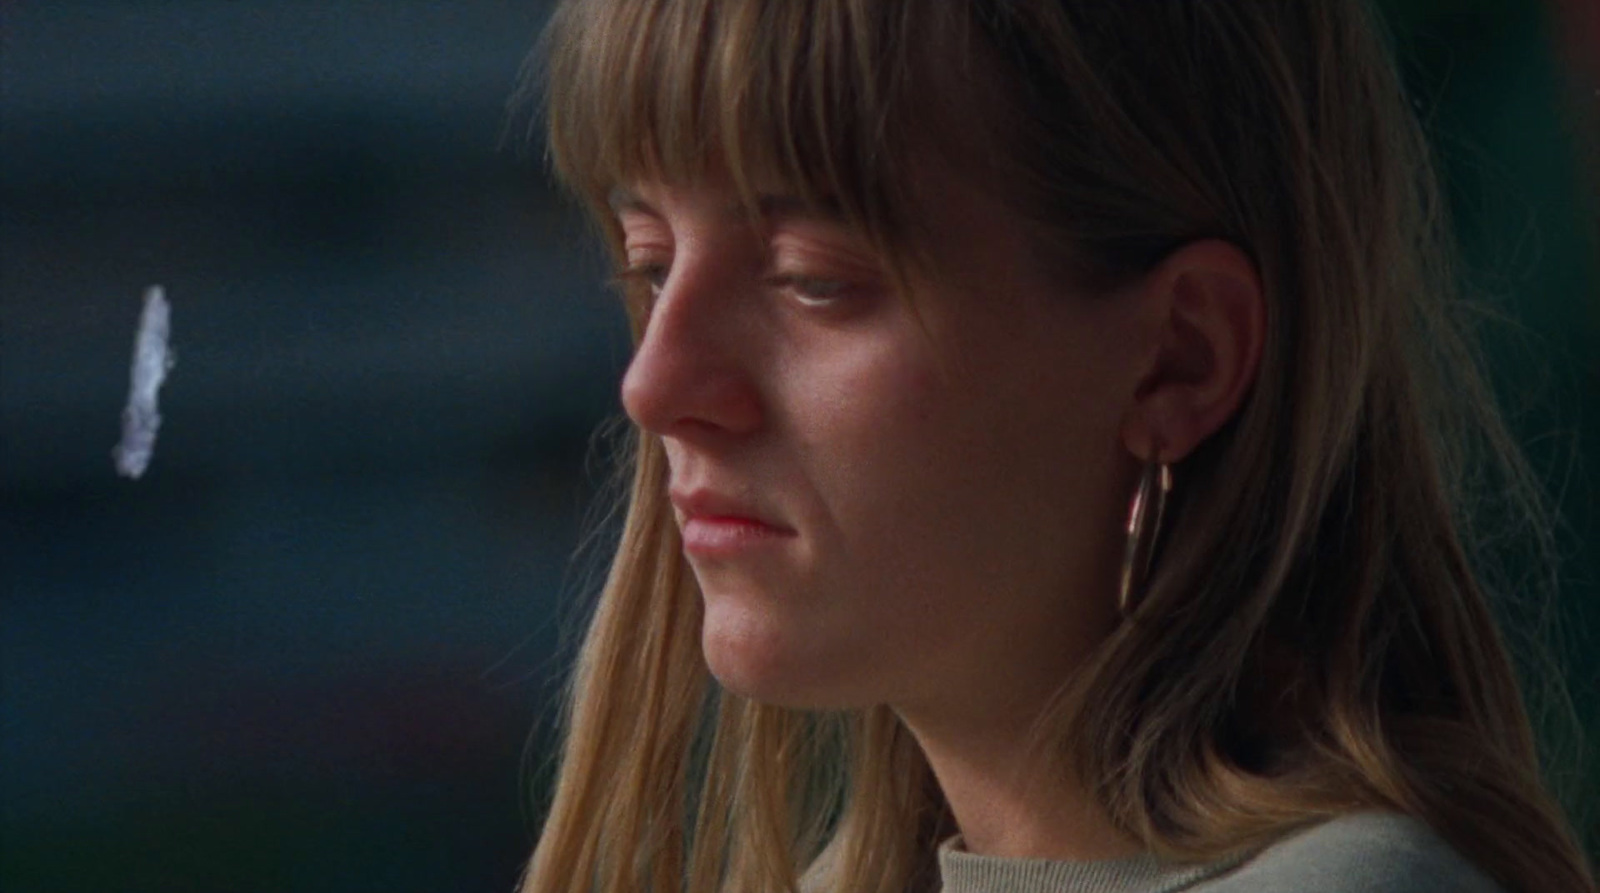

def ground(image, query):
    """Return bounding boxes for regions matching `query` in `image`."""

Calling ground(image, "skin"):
[613,162,1264,861]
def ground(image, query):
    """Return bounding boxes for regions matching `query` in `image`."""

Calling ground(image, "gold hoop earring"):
[1118,457,1172,615]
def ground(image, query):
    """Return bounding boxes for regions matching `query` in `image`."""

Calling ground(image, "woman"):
[516,1,1595,891]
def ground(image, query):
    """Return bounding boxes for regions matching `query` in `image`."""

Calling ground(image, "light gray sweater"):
[935,812,1505,893]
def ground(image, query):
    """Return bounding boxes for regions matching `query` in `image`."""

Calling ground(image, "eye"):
[765,233,880,310]
[766,274,851,307]
[608,262,668,298]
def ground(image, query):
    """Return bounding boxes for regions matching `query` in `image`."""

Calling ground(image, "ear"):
[1120,239,1265,463]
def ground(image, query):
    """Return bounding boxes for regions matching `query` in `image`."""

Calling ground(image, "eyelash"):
[769,274,850,306]
[608,263,850,307]
[608,263,667,294]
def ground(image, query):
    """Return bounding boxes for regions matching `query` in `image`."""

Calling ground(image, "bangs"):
[536,0,966,261]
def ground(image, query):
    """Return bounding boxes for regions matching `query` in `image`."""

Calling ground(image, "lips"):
[669,488,794,533]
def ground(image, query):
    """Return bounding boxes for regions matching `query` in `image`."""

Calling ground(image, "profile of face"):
[616,162,1187,720]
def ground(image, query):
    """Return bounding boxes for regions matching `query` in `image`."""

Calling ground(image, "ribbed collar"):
[936,835,1246,893]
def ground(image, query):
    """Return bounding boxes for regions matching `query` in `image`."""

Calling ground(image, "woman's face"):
[615,164,1150,719]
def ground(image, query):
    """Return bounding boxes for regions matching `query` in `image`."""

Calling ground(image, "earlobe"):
[1121,239,1265,463]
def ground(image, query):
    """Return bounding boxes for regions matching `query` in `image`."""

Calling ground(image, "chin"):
[700,605,868,710]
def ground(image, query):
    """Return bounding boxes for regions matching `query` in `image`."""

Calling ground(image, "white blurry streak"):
[112,285,173,479]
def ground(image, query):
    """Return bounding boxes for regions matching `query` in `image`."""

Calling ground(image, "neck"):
[896,689,1143,862]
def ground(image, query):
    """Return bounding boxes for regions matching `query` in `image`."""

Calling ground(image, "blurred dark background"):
[1,2,1595,891]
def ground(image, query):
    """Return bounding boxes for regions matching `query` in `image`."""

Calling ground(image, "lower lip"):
[681,517,794,557]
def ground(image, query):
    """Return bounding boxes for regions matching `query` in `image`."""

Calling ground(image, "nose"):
[619,250,763,439]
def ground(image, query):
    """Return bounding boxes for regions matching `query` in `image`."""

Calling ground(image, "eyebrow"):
[606,186,844,223]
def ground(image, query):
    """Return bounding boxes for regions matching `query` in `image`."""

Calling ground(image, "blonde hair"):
[515,2,1596,892]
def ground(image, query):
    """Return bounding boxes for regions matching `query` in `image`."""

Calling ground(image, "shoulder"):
[1195,812,1506,893]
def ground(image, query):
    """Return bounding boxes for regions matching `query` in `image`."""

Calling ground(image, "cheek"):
[804,347,945,503]
[800,345,1005,605]
[775,325,942,493]
[807,318,1122,592]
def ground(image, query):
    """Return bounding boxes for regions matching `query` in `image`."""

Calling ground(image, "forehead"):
[540,0,1001,270]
